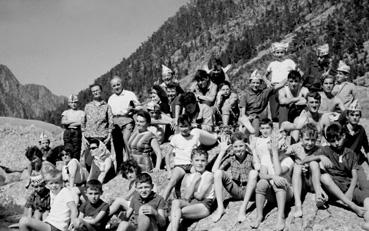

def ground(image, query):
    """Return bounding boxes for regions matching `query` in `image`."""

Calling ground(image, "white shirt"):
[61,109,85,127]
[267,59,296,83]
[45,188,76,231]
[170,130,201,166]
[107,90,140,116]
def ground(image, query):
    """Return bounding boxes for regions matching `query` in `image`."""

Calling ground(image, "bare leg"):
[275,189,287,231]
[251,193,265,229]
[181,203,211,219]
[110,197,130,216]
[361,198,369,230]
[116,221,133,231]
[19,217,51,231]
[293,164,303,217]
[137,211,158,231]
[122,124,133,161]
[320,173,365,217]
[222,114,230,126]
[237,170,258,222]
[168,199,189,231]
[309,161,328,206]
[162,167,185,201]
[212,170,226,222]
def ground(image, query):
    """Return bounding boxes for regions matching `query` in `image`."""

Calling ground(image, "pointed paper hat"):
[348,99,361,112]
[162,65,173,76]
[337,60,350,73]
[201,64,212,74]
[249,69,262,81]
[30,174,45,185]
[39,132,49,143]
[317,44,329,57]
[68,94,79,103]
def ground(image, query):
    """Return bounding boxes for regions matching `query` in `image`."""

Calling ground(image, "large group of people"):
[17,41,369,231]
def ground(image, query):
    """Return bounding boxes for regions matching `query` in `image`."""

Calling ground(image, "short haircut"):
[322,74,335,83]
[219,81,231,90]
[136,173,153,185]
[44,169,63,183]
[300,123,318,138]
[63,144,73,156]
[306,91,321,102]
[120,160,142,179]
[325,123,344,142]
[178,114,191,127]
[191,147,208,160]
[193,70,210,81]
[25,146,43,160]
[230,131,248,144]
[287,70,302,81]
[136,109,151,124]
[259,118,273,128]
[110,75,122,84]
[90,83,102,91]
[86,179,103,193]
[179,92,197,106]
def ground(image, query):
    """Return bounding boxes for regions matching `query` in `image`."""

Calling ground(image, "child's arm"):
[78,211,84,219]
[302,155,333,169]
[67,201,78,229]
[125,207,133,219]
[140,206,166,227]
[165,146,174,172]
[157,209,166,227]
[194,173,213,200]
[83,210,107,225]
[67,160,78,187]
[212,141,230,172]
[345,169,358,200]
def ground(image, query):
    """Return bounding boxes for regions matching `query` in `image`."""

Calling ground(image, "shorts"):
[190,198,216,212]
[46,222,61,231]
[221,172,247,200]
[174,164,192,173]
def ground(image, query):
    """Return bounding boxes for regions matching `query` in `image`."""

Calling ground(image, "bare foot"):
[352,205,366,218]
[362,222,369,231]
[212,208,225,223]
[293,205,303,218]
[237,212,246,223]
[250,216,263,229]
[275,218,285,231]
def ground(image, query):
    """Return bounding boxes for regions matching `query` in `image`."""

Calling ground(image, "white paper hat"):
[317,44,329,57]
[337,60,350,73]
[162,65,173,76]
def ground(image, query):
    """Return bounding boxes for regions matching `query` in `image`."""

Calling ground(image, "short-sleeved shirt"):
[79,199,109,230]
[252,137,274,174]
[343,124,369,163]
[129,191,166,226]
[61,109,85,128]
[186,104,214,132]
[267,59,296,83]
[220,151,253,184]
[241,88,274,116]
[314,146,359,188]
[190,81,218,106]
[25,188,50,213]
[108,90,140,116]
[170,131,200,166]
[83,100,113,139]
[332,82,356,107]
[285,142,319,164]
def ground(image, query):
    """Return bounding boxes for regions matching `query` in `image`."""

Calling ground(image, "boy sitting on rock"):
[24,174,50,221]
[117,173,166,231]
[211,132,258,223]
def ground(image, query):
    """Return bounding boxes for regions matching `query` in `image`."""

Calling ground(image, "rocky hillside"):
[0,64,67,120]
[43,0,369,124]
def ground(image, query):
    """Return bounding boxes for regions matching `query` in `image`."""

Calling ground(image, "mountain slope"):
[0,64,67,120]
[47,0,369,124]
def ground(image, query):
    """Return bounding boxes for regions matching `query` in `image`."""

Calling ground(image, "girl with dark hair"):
[151,85,170,114]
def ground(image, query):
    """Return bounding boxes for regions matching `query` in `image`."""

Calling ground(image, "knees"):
[256,179,270,194]
[249,170,258,180]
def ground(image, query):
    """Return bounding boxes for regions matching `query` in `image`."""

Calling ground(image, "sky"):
[0,0,189,96]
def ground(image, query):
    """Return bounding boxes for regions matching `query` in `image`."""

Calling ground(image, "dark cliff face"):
[0,64,66,119]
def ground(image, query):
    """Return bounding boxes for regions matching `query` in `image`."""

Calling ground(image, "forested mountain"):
[0,65,67,120]
[43,0,369,125]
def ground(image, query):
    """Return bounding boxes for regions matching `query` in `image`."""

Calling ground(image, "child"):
[162,114,217,200]
[117,173,166,231]
[39,133,58,166]
[109,160,142,216]
[251,130,294,231]
[304,123,367,218]
[87,139,114,183]
[288,123,327,217]
[61,94,85,160]
[19,169,78,231]
[332,61,357,108]
[167,148,215,231]
[24,174,50,221]
[211,132,258,223]
[75,180,110,231]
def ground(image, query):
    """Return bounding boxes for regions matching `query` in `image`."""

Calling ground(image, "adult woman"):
[61,145,87,187]
[128,110,162,172]
[151,85,170,115]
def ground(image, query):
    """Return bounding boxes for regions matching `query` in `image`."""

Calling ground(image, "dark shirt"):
[129,191,166,226]
[241,87,274,115]
[25,187,50,213]
[79,199,109,230]
[169,94,181,118]
[343,124,369,163]
[314,146,359,189]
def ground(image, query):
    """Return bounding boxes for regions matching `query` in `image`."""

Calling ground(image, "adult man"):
[82,84,113,146]
[108,76,141,166]
[190,69,218,106]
